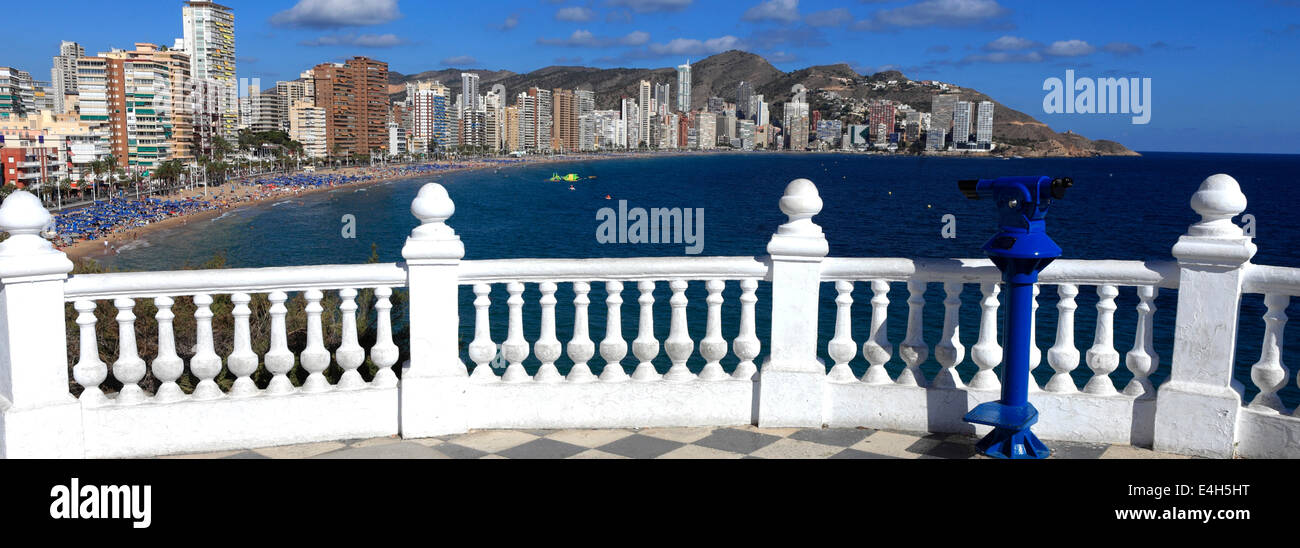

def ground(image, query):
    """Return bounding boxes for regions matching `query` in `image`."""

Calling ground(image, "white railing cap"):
[403,182,465,262]
[1173,174,1256,267]
[0,190,73,280]
[768,178,828,260]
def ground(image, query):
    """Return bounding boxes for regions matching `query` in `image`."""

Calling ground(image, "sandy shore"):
[60,152,666,262]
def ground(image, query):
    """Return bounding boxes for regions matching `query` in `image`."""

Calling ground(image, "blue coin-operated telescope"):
[958,175,1073,459]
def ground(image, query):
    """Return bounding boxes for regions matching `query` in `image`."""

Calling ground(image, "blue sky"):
[4,0,1299,153]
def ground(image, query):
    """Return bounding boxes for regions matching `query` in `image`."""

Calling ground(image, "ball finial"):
[1188,174,1247,238]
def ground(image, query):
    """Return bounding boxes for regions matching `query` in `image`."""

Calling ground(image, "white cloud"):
[960,51,1043,63]
[1102,42,1142,55]
[271,0,402,28]
[1044,39,1096,56]
[441,55,478,66]
[539,30,652,47]
[647,35,744,56]
[604,0,694,14]
[855,0,1009,30]
[500,14,520,31]
[983,35,1039,51]
[805,8,853,27]
[299,33,407,47]
[742,0,801,23]
[556,7,596,22]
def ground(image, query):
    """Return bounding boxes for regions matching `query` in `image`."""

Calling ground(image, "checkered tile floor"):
[158,426,1192,459]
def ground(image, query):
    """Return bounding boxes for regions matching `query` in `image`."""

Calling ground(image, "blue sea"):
[96,152,1300,408]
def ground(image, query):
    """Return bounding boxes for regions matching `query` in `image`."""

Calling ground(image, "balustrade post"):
[0,190,83,458]
[400,183,469,437]
[1154,174,1256,458]
[757,179,829,427]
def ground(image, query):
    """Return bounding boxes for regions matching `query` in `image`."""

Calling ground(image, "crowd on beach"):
[47,157,536,254]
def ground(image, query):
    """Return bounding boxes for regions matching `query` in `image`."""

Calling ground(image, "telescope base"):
[964,401,1051,459]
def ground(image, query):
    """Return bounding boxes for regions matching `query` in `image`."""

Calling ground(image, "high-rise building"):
[868,102,897,138]
[621,98,638,149]
[51,41,84,114]
[552,88,577,152]
[926,129,947,151]
[752,95,769,127]
[953,101,972,146]
[503,104,521,152]
[530,87,552,152]
[653,83,671,117]
[289,99,326,158]
[484,89,504,152]
[816,120,842,143]
[112,43,195,163]
[783,101,809,151]
[182,1,236,139]
[516,91,536,151]
[0,68,35,117]
[313,56,390,158]
[637,81,651,148]
[976,101,994,148]
[461,73,480,112]
[408,80,451,153]
[676,61,691,112]
[78,48,173,170]
[736,81,754,121]
[930,94,959,138]
[576,89,595,151]
[696,111,716,150]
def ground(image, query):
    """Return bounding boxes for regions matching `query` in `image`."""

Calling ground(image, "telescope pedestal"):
[965,400,1049,459]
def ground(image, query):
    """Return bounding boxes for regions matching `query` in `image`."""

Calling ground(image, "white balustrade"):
[264,291,295,395]
[1248,293,1290,413]
[732,279,760,381]
[1124,286,1160,398]
[299,290,331,393]
[969,282,1002,391]
[227,293,259,397]
[533,282,564,383]
[861,280,893,385]
[698,280,729,381]
[933,282,965,389]
[599,281,630,382]
[631,281,662,381]
[369,287,400,388]
[190,294,223,400]
[566,282,597,383]
[468,283,498,382]
[151,296,185,403]
[663,280,695,382]
[111,298,146,405]
[1084,285,1120,395]
[501,282,531,383]
[827,281,857,383]
[897,280,929,387]
[1045,284,1080,393]
[335,288,366,390]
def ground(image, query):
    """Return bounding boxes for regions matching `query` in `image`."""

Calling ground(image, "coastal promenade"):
[0,170,1295,459]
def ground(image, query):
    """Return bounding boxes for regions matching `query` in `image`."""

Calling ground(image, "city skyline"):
[1,0,1298,153]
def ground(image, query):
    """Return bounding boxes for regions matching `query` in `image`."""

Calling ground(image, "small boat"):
[604,194,611,200]
[569,185,575,191]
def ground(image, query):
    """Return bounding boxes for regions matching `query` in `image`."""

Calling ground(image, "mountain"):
[387,51,1134,157]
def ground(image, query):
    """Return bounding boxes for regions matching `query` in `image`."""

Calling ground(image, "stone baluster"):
[0,190,82,457]
[468,283,498,382]
[533,282,564,383]
[664,280,696,382]
[335,288,366,390]
[369,287,400,388]
[110,298,146,405]
[401,182,469,436]
[151,297,185,402]
[300,289,331,393]
[933,282,965,389]
[759,179,830,427]
[599,281,630,382]
[897,280,929,387]
[264,291,296,395]
[1084,285,1120,395]
[500,281,531,383]
[566,282,597,383]
[732,279,760,381]
[1248,294,1290,413]
[826,281,857,383]
[698,280,729,381]
[1156,174,1258,457]
[632,281,662,381]
[190,294,223,400]
[227,293,259,397]
[969,282,1002,391]
[1045,284,1080,393]
[72,300,108,406]
[1124,286,1160,398]
[861,280,893,385]
[1027,285,1042,392]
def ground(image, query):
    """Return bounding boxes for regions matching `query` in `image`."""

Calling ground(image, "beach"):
[58,152,652,262]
